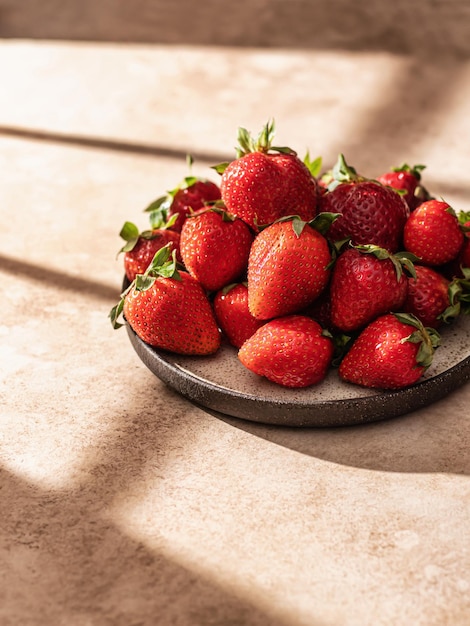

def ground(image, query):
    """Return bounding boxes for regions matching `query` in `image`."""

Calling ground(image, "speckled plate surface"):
[126,313,470,427]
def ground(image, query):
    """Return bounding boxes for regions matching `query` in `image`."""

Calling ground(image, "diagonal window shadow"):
[0,125,230,165]
[0,369,330,626]
[0,253,119,302]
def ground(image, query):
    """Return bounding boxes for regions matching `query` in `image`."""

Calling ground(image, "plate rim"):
[126,323,470,427]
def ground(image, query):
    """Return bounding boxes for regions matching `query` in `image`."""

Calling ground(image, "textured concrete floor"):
[1,2,470,625]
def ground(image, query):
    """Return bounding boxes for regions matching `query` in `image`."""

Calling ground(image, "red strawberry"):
[403,199,464,266]
[179,207,254,292]
[403,265,451,328]
[320,154,410,252]
[301,288,335,331]
[119,220,181,282]
[339,313,440,389]
[376,163,430,211]
[110,245,220,355]
[457,211,470,273]
[144,166,221,233]
[217,121,319,231]
[238,315,334,388]
[247,215,333,320]
[168,179,221,232]
[213,283,264,348]
[329,245,412,332]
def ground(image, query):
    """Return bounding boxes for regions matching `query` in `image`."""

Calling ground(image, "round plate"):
[126,312,470,427]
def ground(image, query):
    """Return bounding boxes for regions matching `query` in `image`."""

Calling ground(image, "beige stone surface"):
[1,7,470,624]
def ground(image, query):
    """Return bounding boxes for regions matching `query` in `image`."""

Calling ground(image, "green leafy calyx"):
[354,245,417,281]
[394,312,440,369]
[391,163,426,181]
[234,120,296,158]
[303,152,323,178]
[328,153,364,191]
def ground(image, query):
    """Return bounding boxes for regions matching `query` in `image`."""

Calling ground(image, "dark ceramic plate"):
[126,312,470,427]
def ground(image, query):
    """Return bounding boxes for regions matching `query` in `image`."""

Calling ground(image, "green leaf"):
[330,332,355,367]
[109,296,126,329]
[147,246,181,281]
[116,221,141,256]
[445,205,458,219]
[135,274,156,291]
[291,216,307,237]
[309,212,341,236]
[143,195,170,213]
[147,207,171,230]
[211,162,230,175]
[331,153,359,185]
[182,175,198,190]
[118,237,139,254]
[394,311,423,330]
[395,251,418,279]
[271,145,297,155]
[303,152,323,178]
[457,210,470,227]
[392,163,426,181]
[396,312,440,368]
[119,221,140,242]
[256,119,276,152]
[237,126,255,156]
[150,244,172,267]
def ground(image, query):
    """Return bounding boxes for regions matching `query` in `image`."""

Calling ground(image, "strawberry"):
[403,265,451,328]
[110,245,220,355]
[143,159,221,233]
[247,215,334,320]
[376,163,430,211]
[339,313,440,389]
[457,211,470,273]
[119,220,181,282]
[167,179,221,232]
[238,315,334,388]
[403,199,464,266]
[329,244,413,332]
[301,288,335,332]
[179,207,254,292]
[216,120,319,231]
[213,283,264,348]
[320,154,410,252]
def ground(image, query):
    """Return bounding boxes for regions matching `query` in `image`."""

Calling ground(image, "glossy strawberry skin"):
[376,170,421,211]
[320,181,410,252]
[329,248,408,332]
[458,220,470,271]
[213,283,264,348]
[339,314,426,389]
[168,180,221,232]
[123,271,220,355]
[179,208,254,292]
[221,152,318,231]
[124,229,181,282]
[247,219,332,320]
[238,315,334,388]
[403,200,464,266]
[403,265,450,328]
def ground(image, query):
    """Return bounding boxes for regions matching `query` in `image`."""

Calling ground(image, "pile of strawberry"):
[110,122,470,390]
